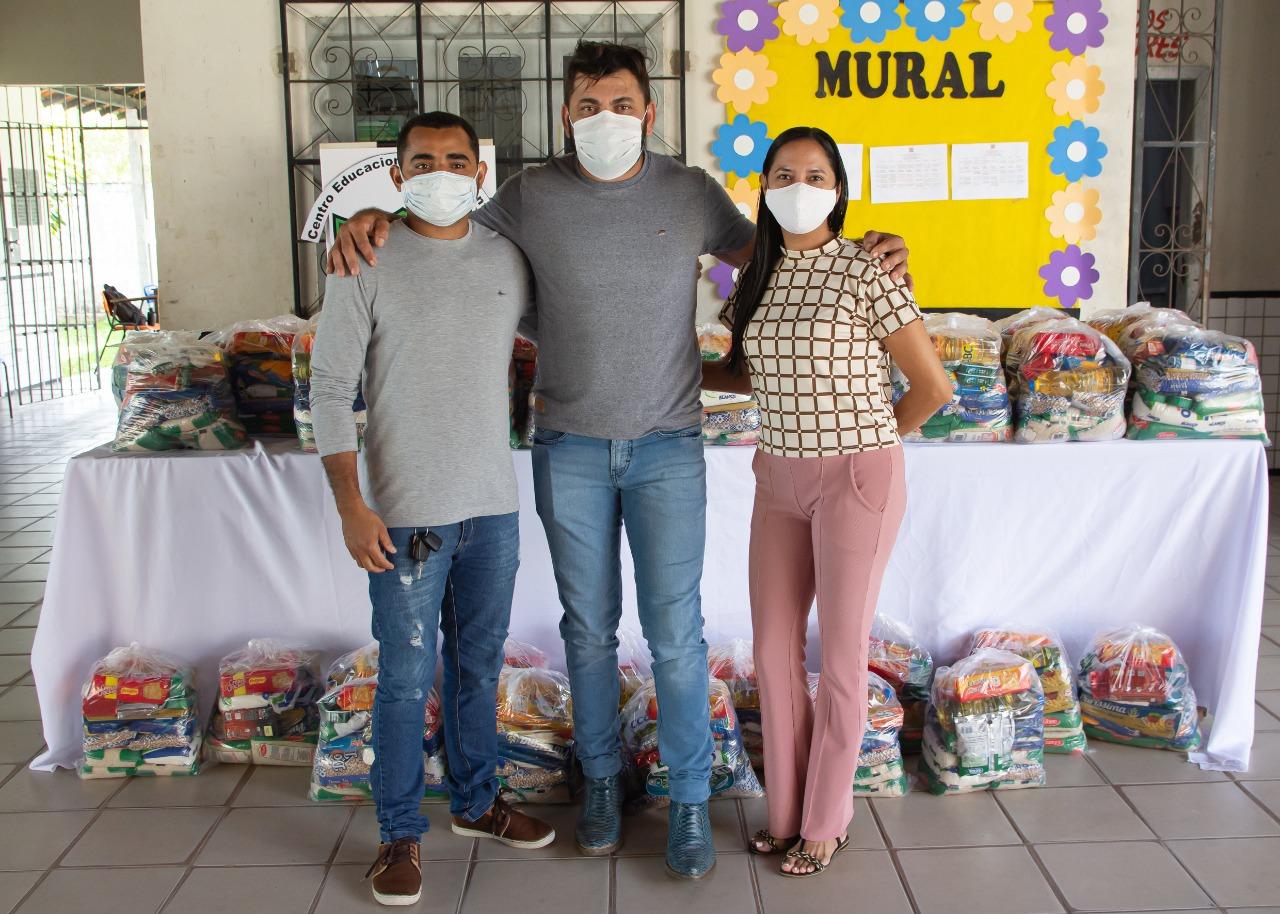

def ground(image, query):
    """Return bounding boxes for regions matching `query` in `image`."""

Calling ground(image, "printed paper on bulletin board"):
[710,0,1115,312]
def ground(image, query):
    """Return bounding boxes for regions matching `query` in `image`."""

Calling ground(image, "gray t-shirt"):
[310,220,532,528]
[473,153,755,440]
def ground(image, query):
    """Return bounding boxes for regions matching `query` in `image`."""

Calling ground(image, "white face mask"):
[764,183,839,236]
[571,110,644,181]
[401,171,478,227]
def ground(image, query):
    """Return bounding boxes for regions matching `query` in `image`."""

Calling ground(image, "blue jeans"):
[368,514,519,843]
[532,425,713,804]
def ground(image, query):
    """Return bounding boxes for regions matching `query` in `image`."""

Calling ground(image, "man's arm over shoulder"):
[311,269,375,458]
[700,169,756,265]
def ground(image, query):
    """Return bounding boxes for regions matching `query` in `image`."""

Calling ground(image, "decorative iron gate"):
[1129,0,1223,324]
[281,0,687,316]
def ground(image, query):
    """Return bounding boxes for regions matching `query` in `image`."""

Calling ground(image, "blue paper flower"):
[904,0,966,41]
[712,114,772,179]
[840,0,902,43]
[1047,121,1108,182]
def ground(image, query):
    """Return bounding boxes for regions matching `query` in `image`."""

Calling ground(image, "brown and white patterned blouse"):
[720,236,921,458]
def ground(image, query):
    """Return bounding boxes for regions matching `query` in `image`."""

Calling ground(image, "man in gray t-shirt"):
[330,42,911,881]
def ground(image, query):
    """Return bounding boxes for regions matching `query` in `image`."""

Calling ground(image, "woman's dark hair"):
[726,126,849,375]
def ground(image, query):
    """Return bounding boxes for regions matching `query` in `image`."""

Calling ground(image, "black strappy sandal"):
[779,835,850,878]
[748,829,799,855]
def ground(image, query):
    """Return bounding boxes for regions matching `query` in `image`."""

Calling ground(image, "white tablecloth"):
[31,438,1267,772]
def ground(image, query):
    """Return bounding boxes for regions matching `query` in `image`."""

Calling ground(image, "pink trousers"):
[749,445,907,842]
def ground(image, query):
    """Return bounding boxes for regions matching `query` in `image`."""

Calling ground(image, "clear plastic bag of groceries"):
[892,313,1011,443]
[82,642,197,721]
[993,307,1068,344]
[617,628,653,709]
[497,666,574,737]
[698,323,732,362]
[969,629,1085,754]
[291,318,367,453]
[326,642,380,688]
[867,615,934,702]
[218,639,322,714]
[622,676,763,806]
[111,330,198,406]
[701,391,762,446]
[1005,317,1131,443]
[509,335,539,450]
[808,670,909,796]
[1124,321,1268,442]
[113,333,248,452]
[216,315,307,436]
[707,638,759,712]
[1086,305,1196,355]
[1077,624,1201,752]
[921,648,1046,795]
[503,637,549,670]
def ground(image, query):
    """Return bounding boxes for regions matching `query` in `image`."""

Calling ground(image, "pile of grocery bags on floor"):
[969,630,1086,754]
[807,670,909,797]
[892,313,1012,442]
[206,640,322,766]
[1078,624,1202,751]
[309,643,448,802]
[80,643,201,778]
[291,318,367,453]
[921,648,1046,795]
[707,639,762,775]
[622,675,763,807]
[112,333,247,452]
[867,615,934,752]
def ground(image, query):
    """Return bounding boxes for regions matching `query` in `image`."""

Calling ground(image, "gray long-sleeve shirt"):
[310,220,532,528]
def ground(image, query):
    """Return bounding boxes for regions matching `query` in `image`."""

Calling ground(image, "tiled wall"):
[1206,295,1280,468]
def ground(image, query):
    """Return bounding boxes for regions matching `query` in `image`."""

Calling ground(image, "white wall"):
[140,0,293,330]
[1210,0,1280,293]
[0,0,143,85]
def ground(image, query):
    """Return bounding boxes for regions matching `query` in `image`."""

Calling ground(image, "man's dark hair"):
[395,111,480,163]
[563,40,651,105]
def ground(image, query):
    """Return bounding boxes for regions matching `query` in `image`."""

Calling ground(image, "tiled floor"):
[0,389,1278,913]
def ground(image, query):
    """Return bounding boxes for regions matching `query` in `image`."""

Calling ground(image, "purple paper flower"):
[717,0,781,52]
[1038,245,1099,308]
[708,260,742,300]
[1045,0,1108,55]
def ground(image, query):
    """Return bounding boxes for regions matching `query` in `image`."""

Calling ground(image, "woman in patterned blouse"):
[704,126,951,878]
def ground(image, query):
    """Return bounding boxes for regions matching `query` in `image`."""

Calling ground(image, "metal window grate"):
[281,0,687,317]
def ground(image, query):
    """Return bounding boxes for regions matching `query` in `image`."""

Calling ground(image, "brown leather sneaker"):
[364,837,421,906]
[451,795,556,849]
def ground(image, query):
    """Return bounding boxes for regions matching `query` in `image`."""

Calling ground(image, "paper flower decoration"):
[1039,246,1098,308]
[904,0,966,42]
[709,260,742,300]
[1045,182,1102,244]
[713,49,778,113]
[716,0,781,53]
[712,114,772,178]
[727,178,759,222]
[1047,121,1107,182]
[840,0,902,43]
[1045,0,1108,55]
[1047,56,1105,118]
[971,0,1033,43]
[778,0,840,45]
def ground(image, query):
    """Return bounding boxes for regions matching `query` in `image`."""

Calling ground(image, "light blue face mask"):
[401,171,478,227]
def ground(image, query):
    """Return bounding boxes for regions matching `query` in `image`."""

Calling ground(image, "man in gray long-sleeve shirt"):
[310,111,554,908]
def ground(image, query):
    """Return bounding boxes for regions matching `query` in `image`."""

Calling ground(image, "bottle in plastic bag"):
[1077,624,1201,752]
[1005,317,1131,443]
[621,676,763,807]
[112,333,248,452]
[969,629,1086,754]
[892,313,1012,443]
[921,648,1046,795]
[80,643,201,779]
[291,319,368,453]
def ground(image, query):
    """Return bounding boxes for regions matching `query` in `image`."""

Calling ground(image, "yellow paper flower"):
[1047,56,1106,119]
[1045,182,1102,244]
[778,0,840,46]
[727,178,759,222]
[971,0,1034,43]
[713,49,779,113]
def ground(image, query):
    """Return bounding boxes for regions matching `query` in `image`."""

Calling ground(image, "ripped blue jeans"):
[369,514,519,843]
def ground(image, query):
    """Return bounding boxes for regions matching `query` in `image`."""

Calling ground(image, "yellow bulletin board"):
[706,0,1118,312]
